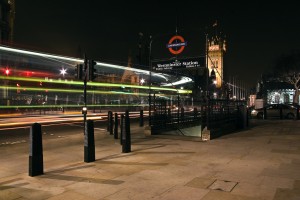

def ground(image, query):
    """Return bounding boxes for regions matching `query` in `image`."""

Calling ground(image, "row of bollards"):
[107,110,143,153]
[108,110,143,152]
[29,109,143,177]
[107,111,132,153]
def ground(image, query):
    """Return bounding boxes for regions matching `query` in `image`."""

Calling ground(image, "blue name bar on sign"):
[166,42,187,48]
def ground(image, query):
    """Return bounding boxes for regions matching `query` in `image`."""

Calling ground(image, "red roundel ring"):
[168,35,185,55]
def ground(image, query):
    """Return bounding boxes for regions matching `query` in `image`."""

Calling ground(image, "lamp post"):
[60,68,67,77]
[148,35,153,126]
[146,32,178,126]
[205,33,210,130]
[138,32,143,66]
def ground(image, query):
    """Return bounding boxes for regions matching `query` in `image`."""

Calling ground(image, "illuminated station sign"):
[167,35,187,55]
[152,57,205,72]
[154,35,205,72]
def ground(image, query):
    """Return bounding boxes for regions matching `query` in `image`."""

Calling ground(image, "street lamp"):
[140,78,145,85]
[148,35,153,126]
[60,68,67,77]
[146,33,173,123]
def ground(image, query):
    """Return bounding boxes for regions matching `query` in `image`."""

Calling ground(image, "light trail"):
[0,111,148,129]
[0,75,192,93]
[0,85,152,96]
[0,104,149,109]
[0,45,193,86]
[0,45,82,63]
[0,45,193,114]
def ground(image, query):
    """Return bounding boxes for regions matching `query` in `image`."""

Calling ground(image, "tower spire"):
[175,12,178,35]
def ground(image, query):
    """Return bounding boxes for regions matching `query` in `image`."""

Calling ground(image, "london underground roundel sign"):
[167,35,187,55]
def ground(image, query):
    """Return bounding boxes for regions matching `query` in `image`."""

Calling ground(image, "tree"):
[273,51,300,104]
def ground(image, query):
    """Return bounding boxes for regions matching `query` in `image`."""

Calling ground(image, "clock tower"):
[207,33,226,89]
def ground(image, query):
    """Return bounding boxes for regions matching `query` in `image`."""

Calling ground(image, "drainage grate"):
[208,180,238,192]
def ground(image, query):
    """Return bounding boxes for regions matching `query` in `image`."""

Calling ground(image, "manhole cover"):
[208,180,238,192]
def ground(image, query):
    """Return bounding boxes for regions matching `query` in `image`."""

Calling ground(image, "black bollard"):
[181,107,184,123]
[114,112,118,139]
[120,114,124,145]
[167,108,171,123]
[280,106,283,120]
[107,111,111,131]
[297,106,299,120]
[246,108,249,127]
[122,111,131,153]
[236,105,240,129]
[109,112,114,135]
[193,107,197,120]
[263,107,267,119]
[84,120,95,163]
[139,110,144,127]
[29,123,44,177]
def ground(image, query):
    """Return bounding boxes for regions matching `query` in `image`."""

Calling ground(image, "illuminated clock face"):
[209,45,219,51]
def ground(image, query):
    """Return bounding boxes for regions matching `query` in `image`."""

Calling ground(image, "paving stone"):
[294,180,300,189]
[208,180,238,192]
[185,177,216,189]
[202,190,260,200]
[260,176,294,189]
[231,182,277,200]
[273,188,300,200]
[153,185,209,200]
[46,191,96,200]
[0,189,21,200]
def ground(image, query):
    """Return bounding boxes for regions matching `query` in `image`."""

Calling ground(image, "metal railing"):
[149,98,248,136]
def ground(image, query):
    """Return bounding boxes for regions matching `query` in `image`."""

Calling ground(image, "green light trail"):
[0,86,151,96]
[0,104,148,109]
[0,75,192,93]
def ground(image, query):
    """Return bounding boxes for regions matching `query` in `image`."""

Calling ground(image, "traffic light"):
[75,64,83,80]
[88,60,97,81]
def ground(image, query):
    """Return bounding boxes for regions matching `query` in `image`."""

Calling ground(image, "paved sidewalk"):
[0,120,300,200]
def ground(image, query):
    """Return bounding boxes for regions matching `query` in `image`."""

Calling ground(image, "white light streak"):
[0,45,193,86]
[162,77,193,86]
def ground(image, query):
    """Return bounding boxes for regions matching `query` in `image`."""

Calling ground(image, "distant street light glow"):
[5,68,10,75]
[60,68,67,76]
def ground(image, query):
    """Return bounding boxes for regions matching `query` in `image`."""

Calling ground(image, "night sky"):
[13,1,300,86]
